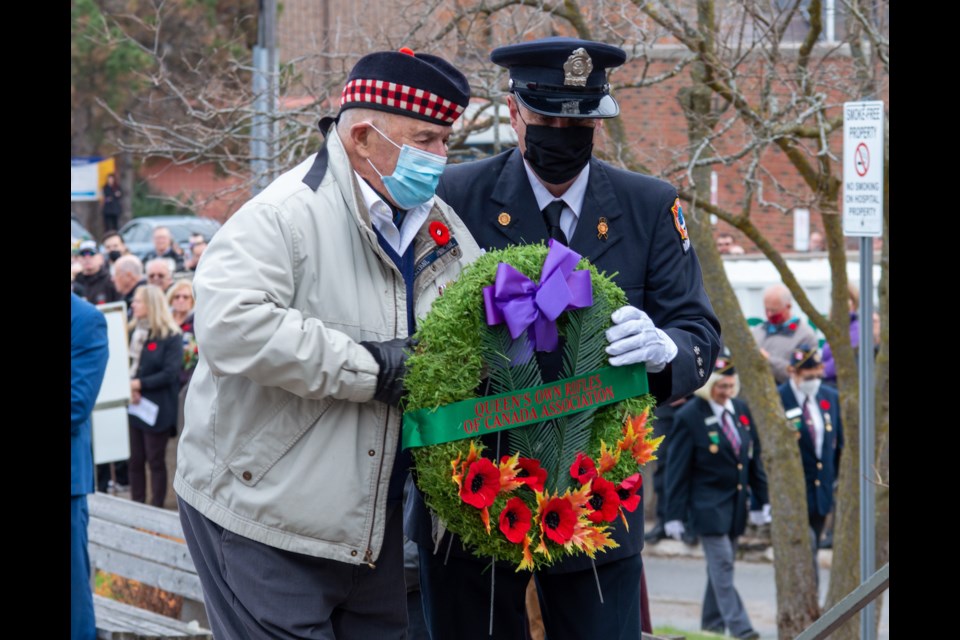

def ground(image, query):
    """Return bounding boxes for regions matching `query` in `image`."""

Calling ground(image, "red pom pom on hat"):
[399,47,415,56]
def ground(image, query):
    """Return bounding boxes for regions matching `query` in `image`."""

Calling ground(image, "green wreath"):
[403,243,662,571]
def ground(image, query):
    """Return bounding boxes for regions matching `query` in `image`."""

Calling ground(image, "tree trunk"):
[679,51,818,639]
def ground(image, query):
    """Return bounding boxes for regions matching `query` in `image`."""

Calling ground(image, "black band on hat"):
[491,37,626,119]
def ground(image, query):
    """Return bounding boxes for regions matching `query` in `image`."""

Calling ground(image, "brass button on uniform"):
[242,471,252,481]
[737,463,743,470]
[368,449,376,457]
[737,483,743,491]
[817,462,823,470]
[815,479,821,486]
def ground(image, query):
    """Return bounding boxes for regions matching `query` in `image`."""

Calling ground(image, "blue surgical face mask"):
[365,122,447,210]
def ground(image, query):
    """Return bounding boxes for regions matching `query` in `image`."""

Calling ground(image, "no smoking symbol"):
[854,142,869,177]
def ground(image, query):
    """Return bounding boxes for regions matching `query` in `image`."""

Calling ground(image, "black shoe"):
[644,522,667,543]
[819,531,833,549]
[682,531,699,546]
[737,631,760,639]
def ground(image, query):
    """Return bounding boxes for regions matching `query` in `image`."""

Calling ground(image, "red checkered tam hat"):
[338,48,470,126]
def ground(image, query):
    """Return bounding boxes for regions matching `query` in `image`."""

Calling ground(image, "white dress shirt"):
[789,379,825,459]
[354,171,431,256]
[522,160,590,242]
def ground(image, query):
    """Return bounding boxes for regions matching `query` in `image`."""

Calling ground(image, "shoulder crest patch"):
[671,197,690,253]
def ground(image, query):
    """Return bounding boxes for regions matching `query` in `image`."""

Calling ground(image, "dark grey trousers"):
[178,497,408,639]
[699,534,755,637]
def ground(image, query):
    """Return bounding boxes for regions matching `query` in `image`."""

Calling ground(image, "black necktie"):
[542,200,568,246]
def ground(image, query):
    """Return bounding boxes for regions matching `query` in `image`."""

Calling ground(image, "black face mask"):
[522,123,594,185]
[108,250,123,262]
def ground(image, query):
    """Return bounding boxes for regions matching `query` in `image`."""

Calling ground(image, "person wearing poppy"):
[173,48,482,639]
[664,349,769,639]
[751,283,818,384]
[777,344,844,580]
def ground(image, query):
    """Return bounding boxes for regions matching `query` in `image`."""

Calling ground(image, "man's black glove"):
[360,337,418,408]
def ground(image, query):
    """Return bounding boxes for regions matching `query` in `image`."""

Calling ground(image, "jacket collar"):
[487,150,624,263]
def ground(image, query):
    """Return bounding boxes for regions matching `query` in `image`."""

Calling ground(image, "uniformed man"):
[777,344,843,578]
[664,350,768,639]
[408,36,722,640]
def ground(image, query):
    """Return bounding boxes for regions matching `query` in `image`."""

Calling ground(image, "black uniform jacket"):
[665,396,769,537]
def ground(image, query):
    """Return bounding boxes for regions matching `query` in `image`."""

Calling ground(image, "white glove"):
[750,503,772,525]
[664,520,685,541]
[605,306,678,373]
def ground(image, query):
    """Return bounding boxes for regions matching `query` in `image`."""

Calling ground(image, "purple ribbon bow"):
[482,239,593,352]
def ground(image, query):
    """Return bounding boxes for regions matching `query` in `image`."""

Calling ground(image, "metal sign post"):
[843,100,884,640]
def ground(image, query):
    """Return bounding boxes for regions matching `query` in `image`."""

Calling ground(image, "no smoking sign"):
[843,101,884,237]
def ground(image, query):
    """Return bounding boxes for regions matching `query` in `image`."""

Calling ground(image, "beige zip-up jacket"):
[174,128,481,565]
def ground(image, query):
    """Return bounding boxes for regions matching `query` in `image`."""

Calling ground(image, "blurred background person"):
[185,234,208,272]
[821,283,879,389]
[167,279,198,417]
[112,254,145,321]
[808,230,825,252]
[127,284,182,507]
[143,226,185,272]
[716,233,744,255]
[665,350,769,640]
[645,395,697,546]
[751,283,817,385]
[777,345,843,576]
[146,257,175,292]
[74,240,119,306]
[101,231,130,270]
[102,173,122,232]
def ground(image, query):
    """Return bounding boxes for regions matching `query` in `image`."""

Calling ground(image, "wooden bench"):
[87,492,213,640]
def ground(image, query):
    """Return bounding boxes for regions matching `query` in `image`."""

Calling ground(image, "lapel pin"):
[498,212,511,226]
[597,217,609,240]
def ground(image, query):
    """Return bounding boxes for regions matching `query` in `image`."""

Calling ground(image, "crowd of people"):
[70,226,208,502]
[71,37,875,640]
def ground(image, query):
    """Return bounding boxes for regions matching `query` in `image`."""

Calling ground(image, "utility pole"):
[252,0,278,195]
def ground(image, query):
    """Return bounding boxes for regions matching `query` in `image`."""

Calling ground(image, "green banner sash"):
[402,363,648,450]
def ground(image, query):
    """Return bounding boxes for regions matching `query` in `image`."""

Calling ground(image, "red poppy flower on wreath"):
[819,399,830,411]
[504,455,547,493]
[540,496,577,545]
[499,497,532,543]
[616,473,642,513]
[429,221,450,246]
[788,322,798,331]
[569,452,598,484]
[738,414,750,426]
[147,342,157,351]
[459,457,500,509]
[586,477,621,523]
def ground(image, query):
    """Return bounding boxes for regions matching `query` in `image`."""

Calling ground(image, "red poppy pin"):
[788,322,798,331]
[738,414,750,426]
[819,399,830,411]
[147,342,157,351]
[429,221,450,246]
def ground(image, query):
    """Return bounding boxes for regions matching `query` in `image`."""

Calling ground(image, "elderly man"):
[751,283,817,384]
[185,234,208,271]
[74,240,119,306]
[111,254,146,321]
[143,226,185,272]
[414,36,722,640]
[174,48,479,639]
[145,257,175,292]
[665,350,768,639]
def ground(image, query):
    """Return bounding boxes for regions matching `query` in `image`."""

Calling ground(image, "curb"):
[643,533,834,569]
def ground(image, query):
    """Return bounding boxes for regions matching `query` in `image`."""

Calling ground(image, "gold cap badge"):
[563,48,593,87]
